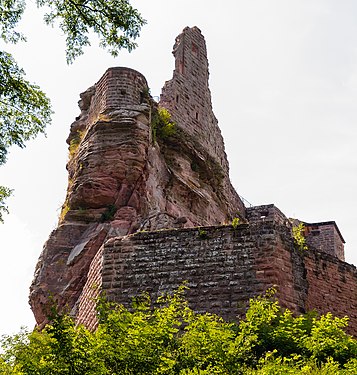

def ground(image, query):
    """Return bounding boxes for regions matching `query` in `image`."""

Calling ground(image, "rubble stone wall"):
[76,210,357,335]
[161,27,230,177]
[305,222,345,261]
[75,245,104,331]
[88,67,148,124]
[305,250,357,334]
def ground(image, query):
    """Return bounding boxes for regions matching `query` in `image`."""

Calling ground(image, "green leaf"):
[0,185,12,223]
[0,0,26,43]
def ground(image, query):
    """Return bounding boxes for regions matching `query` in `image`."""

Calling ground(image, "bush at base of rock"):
[1,287,356,374]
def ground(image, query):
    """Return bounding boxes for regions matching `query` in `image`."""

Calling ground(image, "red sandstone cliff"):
[29,27,245,327]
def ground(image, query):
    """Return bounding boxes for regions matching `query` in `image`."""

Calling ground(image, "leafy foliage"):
[1,287,356,374]
[151,107,177,143]
[0,0,25,43]
[292,222,308,251]
[0,185,12,223]
[0,52,52,165]
[197,228,208,239]
[0,49,52,222]
[37,0,146,64]
[232,217,241,229]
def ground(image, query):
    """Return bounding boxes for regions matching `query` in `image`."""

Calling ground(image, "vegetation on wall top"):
[292,222,308,252]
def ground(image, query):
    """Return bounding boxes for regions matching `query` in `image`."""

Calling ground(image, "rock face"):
[160,27,244,221]
[29,27,245,327]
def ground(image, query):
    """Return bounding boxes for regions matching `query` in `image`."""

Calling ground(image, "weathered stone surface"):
[30,29,246,327]
[77,204,357,336]
[30,222,108,326]
[305,221,345,261]
[160,26,245,218]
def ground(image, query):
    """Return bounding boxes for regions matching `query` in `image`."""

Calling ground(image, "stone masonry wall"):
[160,26,245,217]
[305,250,357,334]
[160,27,227,171]
[87,67,148,125]
[99,226,287,321]
[77,205,357,336]
[92,218,307,323]
[75,245,103,331]
[305,222,345,261]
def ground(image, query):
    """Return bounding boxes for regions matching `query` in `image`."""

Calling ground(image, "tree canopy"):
[0,0,145,221]
[1,287,356,374]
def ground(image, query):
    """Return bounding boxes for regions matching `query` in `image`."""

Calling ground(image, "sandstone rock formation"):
[30,27,245,327]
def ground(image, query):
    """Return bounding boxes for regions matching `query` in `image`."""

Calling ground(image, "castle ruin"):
[30,27,357,334]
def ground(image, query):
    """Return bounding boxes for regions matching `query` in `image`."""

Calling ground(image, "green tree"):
[37,0,146,64]
[1,288,356,374]
[0,0,145,222]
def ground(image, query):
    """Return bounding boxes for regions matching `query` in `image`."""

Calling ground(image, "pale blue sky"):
[0,0,356,335]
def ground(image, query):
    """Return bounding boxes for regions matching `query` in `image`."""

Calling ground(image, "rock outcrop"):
[30,27,245,327]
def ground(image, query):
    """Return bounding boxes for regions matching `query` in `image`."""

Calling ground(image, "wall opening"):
[192,42,198,56]
[140,91,145,104]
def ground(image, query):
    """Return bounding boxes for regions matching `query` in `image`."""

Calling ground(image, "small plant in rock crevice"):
[151,107,176,143]
[198,228,208,239]
[101,204,117,222]
[292,222,308,251]
[68,130,85,157]
[59,201,70,223]
[140,86,151,103]
[232,217,241,229]
[151,106,225,192]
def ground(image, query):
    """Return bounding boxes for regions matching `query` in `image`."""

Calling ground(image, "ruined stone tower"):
[161,26,229,174]
[30,27,357,335]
